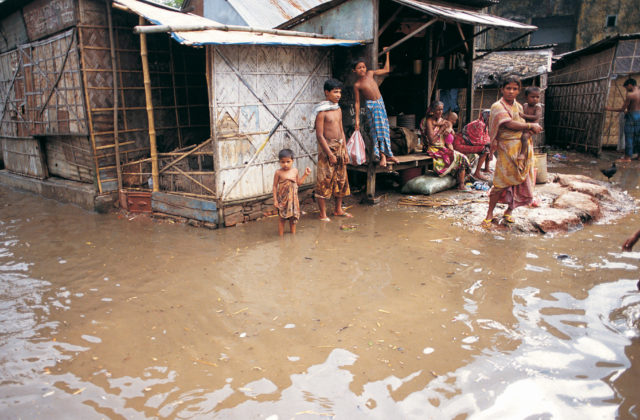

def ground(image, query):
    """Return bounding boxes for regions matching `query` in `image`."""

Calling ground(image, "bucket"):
[534,153,548,184]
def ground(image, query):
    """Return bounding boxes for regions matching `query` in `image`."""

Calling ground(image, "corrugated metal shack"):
[546,33,640,154]
[0,0,362,226]
[467,45,553,148]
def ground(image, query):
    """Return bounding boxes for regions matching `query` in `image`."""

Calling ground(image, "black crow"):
[600,162,617,181]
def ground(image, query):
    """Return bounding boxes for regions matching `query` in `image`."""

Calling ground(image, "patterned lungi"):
[366,97,394,160]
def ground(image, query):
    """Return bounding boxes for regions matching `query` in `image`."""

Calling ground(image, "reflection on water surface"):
[1,159,640,419]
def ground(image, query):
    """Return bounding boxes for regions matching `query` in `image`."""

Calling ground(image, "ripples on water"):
[1,167,640,419]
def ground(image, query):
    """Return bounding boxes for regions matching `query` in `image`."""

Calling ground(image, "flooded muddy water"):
[1,156,640,419]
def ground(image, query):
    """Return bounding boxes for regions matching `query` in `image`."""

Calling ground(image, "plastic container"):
[534,153,548,184]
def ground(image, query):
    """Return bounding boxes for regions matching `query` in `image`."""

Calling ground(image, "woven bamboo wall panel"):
[0,29,86,138]
[545,79,608,153]
[45,135,94,182]
[548,47,614,85]
[78,0,108,27]
[1,136,48,178]
[0,11,29,54]
[0,50,22,137]
[22,0,76,42]
[78,3,210,193]
[212,45,329,201]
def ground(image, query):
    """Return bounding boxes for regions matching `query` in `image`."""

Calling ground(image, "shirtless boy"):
[606,78,640,161]
[353,50,399,167]
[313,78,351,222]
[518,86,542,168]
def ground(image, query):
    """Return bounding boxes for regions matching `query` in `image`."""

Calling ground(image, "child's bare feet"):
[319,216,330,222]
[379,154,387,167]
[387,155,400,164]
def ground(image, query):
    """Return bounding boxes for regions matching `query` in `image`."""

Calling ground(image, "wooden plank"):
[1,136,48,179]
[22,0,77,42]
[152,191,218,224]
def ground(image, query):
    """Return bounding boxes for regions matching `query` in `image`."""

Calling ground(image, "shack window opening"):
[606,15,617,28]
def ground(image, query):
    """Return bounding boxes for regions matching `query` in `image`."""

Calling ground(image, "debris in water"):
[192,358,218,367]
[340,224,357,231]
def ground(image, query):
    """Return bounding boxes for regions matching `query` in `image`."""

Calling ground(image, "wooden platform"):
[348,153,432,202]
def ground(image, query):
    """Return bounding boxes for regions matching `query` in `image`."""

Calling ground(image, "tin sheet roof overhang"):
[392,0,537,30]
[112,0,364,47]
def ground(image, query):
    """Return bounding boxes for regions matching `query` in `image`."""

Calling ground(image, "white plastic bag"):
[346,130,366,165]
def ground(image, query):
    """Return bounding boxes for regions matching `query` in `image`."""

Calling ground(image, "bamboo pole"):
[114,26,129,134]
[139,16,159,192]
[159,138,212,174]
[133,23,336,39]
[168,38,183,148]
[78,21,103,194]
[208,47,224,227]
[106,0,122,191]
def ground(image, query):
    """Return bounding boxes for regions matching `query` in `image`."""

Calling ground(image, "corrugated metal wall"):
[210,44,331,202]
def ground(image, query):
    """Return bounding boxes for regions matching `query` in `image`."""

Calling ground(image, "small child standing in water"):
[273,149,311,236]
[518,86,542,168]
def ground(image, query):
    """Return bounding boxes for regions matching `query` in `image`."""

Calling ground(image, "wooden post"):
[78,20,103,193]
[427,27,432,108]
[106,0,122,191]
[139,16,159,192]
[168,39,183,148]
[465,29,473,126]
[366,164,377,203]
[207,47,224,225]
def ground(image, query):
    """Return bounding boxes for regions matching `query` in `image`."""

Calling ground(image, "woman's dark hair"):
[324,78,344,92]
[500,74,522,89]
[278,149,294,160]
[427,100,444,116]
[351,57,366,69]
[624,78,637,87]
[524,86,541,96]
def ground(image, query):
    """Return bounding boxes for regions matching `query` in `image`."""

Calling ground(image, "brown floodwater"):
[1,155,640,419]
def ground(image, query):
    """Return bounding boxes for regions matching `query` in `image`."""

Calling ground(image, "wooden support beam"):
[377,6,403,37]
[159,138,212,174]
[106,0,122,191]
[133,23,336,39]
[173,165,216,196]
[456,23,469,53]
[378,18,437,57]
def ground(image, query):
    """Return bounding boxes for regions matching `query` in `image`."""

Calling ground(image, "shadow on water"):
[1,155,640,419]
